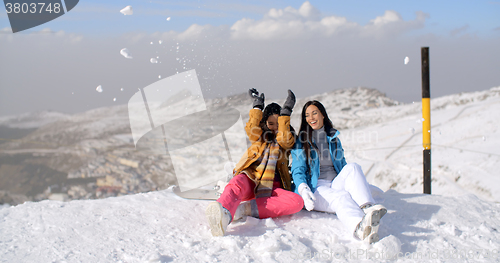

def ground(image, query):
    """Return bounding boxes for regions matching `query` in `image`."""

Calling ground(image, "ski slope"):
[1,188,500,262]
[1,87,500,262]
[340,88,500,203]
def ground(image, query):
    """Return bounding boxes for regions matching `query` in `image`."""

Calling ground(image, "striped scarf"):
[254,141,280,198]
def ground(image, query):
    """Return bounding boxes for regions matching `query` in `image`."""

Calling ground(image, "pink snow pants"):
[217,173,304,219]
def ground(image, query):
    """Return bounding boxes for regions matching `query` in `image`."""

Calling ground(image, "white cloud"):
[35,28,84,43]
[139,24,229,43]
[230,17,312,40]
[265,1,320,20]
[227,2,428,40]
[363,11,428,38]
[230,1,353,40]
[370,10,403,26]
[115,1,427,41]
[0,27,83,44]
[37,28,57,34]
[0,27,13,41]
[176,24,229,41]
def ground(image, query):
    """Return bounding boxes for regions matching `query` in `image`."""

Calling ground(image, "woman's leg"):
[216,173,256,218]
[255,182,304,219]
[332,163,375,207]
[332,163,385,241]
[313,180,365,235]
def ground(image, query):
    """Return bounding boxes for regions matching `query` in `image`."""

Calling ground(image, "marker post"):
[421,47,431,194]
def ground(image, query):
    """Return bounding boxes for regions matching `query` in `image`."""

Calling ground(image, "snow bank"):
[1,188,500,262]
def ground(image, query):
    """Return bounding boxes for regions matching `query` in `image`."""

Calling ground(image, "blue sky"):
[2,0,499,36]
[0,1,499,116]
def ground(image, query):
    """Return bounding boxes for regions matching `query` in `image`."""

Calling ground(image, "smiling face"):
[305,105,324,130]
[266,114,279,133]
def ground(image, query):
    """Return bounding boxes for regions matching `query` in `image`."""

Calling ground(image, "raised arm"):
[276,115,294,149]
[276,89,296,149]
[245,108,263,143]
[245,88,265,143]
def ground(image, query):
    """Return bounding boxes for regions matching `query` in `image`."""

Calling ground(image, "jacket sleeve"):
[336,138,347,170]
[245,108,263,144]
[276,115,295,149]
[291,140,308,194]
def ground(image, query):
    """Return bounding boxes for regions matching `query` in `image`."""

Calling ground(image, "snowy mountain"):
[0,111,71,129]
[344,87,500,203]
[1,86,500,262]
[0,87,400,204]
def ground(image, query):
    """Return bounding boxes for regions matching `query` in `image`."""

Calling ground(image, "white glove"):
[298,183,316,211]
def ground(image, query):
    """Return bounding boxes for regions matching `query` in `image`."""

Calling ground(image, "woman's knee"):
[290,193,304,212]
[344,163,361,172]
[231,173,253,186]
[226,174,255,196]
[275,189,304,211]
[340,163,364,178]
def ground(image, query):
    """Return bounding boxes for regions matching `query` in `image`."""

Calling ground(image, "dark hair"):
[260,103,281,143]
[298,100,334,169]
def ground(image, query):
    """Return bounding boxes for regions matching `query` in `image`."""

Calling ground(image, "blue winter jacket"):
[291,127,347,194]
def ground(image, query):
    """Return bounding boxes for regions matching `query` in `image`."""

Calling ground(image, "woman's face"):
[266,114,279,133]
[305,105,324,130]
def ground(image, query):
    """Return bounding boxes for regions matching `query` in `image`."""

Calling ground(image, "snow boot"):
[233,200,260,223]
[233,201,251,222]
[355,204,387,244]
[205,202,231,237]
[361,204,387,236]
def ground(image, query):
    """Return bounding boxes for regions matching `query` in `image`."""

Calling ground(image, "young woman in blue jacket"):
[291,100,387,244]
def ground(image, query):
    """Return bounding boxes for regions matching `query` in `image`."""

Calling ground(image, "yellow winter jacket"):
[233,108,295,191]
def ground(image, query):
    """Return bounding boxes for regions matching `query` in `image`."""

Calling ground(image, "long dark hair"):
[260,102,295,143]
[298,100,334,168]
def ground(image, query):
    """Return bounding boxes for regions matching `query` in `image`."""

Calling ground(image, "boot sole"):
[366,232,379,244]
[205,202,225,237]
[366,205,387,236]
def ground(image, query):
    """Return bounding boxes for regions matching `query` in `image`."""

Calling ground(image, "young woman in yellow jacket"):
[205,89,304,237]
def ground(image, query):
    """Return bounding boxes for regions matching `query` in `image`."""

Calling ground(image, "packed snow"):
[120,48,133,59]
[1,87,500,262]
[1,188,499,262]
[120,6,133,16]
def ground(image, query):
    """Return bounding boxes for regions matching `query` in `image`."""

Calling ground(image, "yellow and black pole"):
[421,47,431,194]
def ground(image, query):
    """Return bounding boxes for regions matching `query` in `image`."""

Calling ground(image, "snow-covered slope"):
[0,111,71,129]
[1,86,500,262]
[1,188,500,262]
[341,87,500,202]
[0,87,401,204]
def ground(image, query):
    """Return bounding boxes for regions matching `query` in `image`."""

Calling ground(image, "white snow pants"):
[313,163,375,237]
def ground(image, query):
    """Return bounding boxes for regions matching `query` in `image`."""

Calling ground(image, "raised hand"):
[248,88,265,110]
[281,89,296,116]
